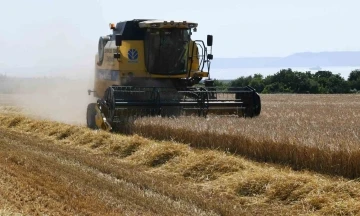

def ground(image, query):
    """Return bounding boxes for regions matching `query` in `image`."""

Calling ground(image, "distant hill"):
[211,51,360,68]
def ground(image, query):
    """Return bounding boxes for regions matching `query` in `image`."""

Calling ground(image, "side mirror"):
[207,35,213,46]
[115,34,122,46]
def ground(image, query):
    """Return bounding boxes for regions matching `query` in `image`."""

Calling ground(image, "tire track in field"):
[0,128,216,216]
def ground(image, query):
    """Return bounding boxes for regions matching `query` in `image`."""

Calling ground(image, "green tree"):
[291,72,320,93]
[262,82,291,93]
[249,73,265,92]
[348,69,360,91]
[348,69,360,81]
[228,68,354,94]
[213,79,229,87]
[313,71,350,93]
[327,74,350,93]
[229,74,265,92]
[229,75,253,87]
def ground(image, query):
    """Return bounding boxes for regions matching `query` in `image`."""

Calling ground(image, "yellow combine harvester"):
[87,19,261,132]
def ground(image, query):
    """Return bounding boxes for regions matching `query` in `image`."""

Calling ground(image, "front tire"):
[86,103,98,129]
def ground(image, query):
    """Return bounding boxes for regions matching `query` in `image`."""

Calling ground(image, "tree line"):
[2,70,360,94]
[214,69,360,93]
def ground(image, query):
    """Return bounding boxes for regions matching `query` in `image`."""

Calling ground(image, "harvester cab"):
[87,19,261,132]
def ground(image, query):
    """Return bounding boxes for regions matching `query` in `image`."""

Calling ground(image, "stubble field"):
[0,93,360,215]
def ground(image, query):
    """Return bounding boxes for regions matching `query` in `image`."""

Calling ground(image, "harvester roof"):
[109,19,198,40]
[112,19,197,31]
[138,20,198,28]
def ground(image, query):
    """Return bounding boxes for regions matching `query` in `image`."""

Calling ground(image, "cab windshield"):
[144,28,190,75]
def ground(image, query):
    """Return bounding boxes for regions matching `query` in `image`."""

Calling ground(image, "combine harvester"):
[87,19,261,132]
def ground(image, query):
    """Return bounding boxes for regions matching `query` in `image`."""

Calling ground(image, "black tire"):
[97,37,105,65]
[86,103,98,129]
[97,36,110,66]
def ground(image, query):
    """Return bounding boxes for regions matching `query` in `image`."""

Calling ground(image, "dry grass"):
[133,94,360,178]
[0,117,216,215]
[0,207,22,216]
[1,111,360,215]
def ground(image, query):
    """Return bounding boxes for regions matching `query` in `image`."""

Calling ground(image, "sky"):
[0,0,359,77]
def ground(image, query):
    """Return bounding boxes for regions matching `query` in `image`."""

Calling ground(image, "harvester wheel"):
[86,103,98,129]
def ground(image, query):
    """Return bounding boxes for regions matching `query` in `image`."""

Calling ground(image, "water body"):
[209,66,360,80]
[2,66,359,81]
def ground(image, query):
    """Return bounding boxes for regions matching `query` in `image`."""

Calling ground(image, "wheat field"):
[134,94,360,178]
[1,111,360,215]
[1,93,360,215]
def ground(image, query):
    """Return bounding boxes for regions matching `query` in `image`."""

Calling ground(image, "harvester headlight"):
[164,21,168,25]
[170,20,174,25]
[109,23,116,29]
[183,21,187,24]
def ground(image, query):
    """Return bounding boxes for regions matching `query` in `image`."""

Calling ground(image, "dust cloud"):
[3,76,96,126]
[0,0,107,125]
